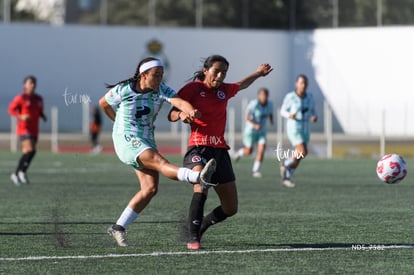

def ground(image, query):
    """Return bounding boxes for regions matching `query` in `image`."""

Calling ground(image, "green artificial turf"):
[0,152,413,274]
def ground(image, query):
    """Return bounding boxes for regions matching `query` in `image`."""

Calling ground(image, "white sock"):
[284,158,295,168]
[252,160,261,173]
[237,148,244,157]
[177,167,199,183]
[116,206,139,229]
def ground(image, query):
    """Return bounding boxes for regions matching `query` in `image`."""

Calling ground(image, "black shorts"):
[19,134,38,143]
[183,146,236,184]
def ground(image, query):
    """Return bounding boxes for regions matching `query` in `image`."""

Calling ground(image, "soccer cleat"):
[187,241,201,250]
[187,235,201,250]
[91,145,103,155]
[282,179,296,188]
[253,172,262,178]
[199,159,217,190]
[107,226,128,247]
[17,171,29,184]
[10,173,21,187]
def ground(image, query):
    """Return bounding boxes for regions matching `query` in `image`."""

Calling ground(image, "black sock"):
[113,224,125,231]
[200,206,228,237]
[188,192,207,241]
[22,150,36,172]
[16,152,30,174]
[16,150,36,174]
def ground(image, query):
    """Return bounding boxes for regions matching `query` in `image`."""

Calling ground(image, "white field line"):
[1,245,413,262]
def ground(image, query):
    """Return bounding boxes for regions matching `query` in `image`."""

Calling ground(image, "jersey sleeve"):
[104,85,123,107]
[280,94,291,119]
[246,100,256,116]
[8,95,22,117]
[177,82,196,102]
[224,83,240,99]
[159,83,177,103]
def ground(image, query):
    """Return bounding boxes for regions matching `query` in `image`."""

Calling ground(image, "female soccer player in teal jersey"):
[234,88,274,177]
[99,57,216,247]
[280,74,317,188]
[169,55,272,250]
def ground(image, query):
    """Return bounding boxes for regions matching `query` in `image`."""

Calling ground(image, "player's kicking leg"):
[234,131,254,162]
[252,139,266,178]
[280,142,307,188]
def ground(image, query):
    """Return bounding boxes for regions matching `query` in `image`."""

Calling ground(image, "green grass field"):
[0,152,413,274]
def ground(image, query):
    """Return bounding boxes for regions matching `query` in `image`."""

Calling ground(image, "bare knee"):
[295,144,307,159]
[302,147,308,158]
[244,147,253,156]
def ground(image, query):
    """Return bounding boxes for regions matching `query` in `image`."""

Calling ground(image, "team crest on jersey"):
[191,155,202,163]
[131,137,142,148]
[217,90,226,100]
[200,91,206,97]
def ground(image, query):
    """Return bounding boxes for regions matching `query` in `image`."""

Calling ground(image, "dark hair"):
[23,75,37,88]
[258,87,269,96]
[106,57,159,89]
[296,74,308,88]
[193,55,229,81]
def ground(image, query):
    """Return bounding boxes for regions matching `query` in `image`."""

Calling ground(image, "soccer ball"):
[376,154,407,184]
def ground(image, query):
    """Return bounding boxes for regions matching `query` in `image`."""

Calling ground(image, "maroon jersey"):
[8,93,44,138]
[178,81,239,149]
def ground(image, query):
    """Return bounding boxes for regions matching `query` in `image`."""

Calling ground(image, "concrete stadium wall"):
[1,24,412,136]
[308,27,414,136]
[0,24,290,132]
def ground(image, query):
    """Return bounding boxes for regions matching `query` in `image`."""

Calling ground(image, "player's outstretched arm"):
[99,96,116,122]
[310,98,318,122]
[237,63,273,91]
[169,96,201,123]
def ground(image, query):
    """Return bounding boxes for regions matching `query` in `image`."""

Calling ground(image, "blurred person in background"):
[8,76,47,186]
[280,74,317,188]
[90,106,102,154]
[234,87,274,177]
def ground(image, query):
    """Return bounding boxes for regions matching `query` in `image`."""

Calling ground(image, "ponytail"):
[193,71,205,81]
[105,57,159,89]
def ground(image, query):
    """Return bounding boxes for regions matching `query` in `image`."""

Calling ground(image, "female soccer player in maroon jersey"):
[8,76,47,186]
[169,55,272,249]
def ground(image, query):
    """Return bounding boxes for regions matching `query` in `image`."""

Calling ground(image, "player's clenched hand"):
[179,112,194,124]
[19,114,30,121]
[311,116,318,122]
[190,109,202,119]
[289,113,296,119]
[256,63,273,76]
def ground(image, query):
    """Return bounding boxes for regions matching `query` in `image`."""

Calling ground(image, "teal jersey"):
[280,91,316,134]
[105,82,176,139]
[244,99,273,133]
